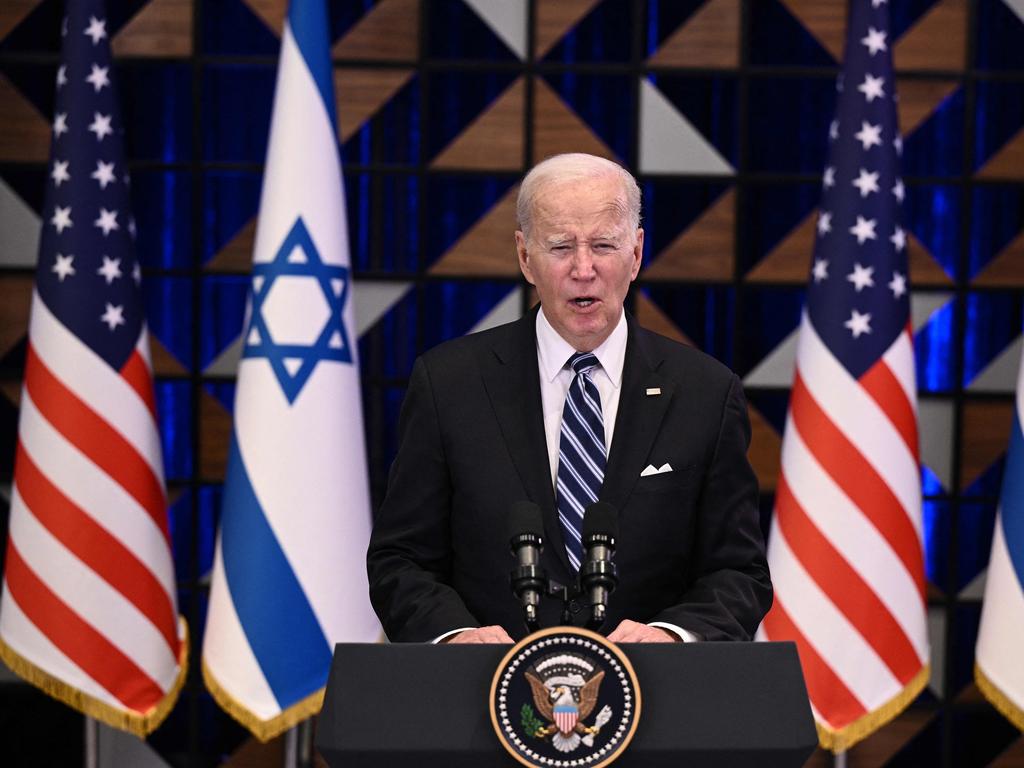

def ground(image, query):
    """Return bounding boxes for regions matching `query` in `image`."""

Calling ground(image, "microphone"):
[580,502,619,629]
[508,501,546,632]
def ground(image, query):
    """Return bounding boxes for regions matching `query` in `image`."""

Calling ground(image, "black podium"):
[315,641,817,767]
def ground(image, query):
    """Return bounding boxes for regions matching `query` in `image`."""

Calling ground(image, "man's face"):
[516,173,643,352]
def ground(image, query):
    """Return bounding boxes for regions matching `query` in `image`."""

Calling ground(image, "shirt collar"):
[536,306,627,388]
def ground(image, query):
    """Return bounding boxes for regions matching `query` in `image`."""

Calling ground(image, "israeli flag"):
[975,353,1024,731]
[201,0,381,740]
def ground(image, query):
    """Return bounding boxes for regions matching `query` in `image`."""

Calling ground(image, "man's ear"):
[630,229,644,281]
[515,230,534,284]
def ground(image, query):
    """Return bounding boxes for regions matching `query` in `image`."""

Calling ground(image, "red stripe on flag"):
[119,348,158,423]
[776,472,922,684]
[860,358,918,461]
[4,539,165,712]
[14,442,179,655]
[23,344,169,543]
[790,371,925,600]
[762,597,867,729]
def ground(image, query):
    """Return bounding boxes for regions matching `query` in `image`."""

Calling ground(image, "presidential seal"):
[489,627,641,768]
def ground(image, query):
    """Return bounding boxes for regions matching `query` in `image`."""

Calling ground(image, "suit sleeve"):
[651,374,773,640]
[366,357,480,642]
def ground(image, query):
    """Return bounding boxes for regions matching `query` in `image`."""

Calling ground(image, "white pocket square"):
[640,463,673,477]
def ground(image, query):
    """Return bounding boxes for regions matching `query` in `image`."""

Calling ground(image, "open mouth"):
[572,297,597,308]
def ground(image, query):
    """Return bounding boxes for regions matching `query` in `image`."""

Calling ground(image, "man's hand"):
[607,620,678,643]
[446,625,514,644]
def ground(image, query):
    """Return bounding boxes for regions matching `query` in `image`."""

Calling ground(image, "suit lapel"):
[601,320,674,512]
[481,310,570,574]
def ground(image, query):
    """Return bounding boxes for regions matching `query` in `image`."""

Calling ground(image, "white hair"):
[516,153,641,241]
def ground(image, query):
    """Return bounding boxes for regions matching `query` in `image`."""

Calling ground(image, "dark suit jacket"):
[366,308,772,642]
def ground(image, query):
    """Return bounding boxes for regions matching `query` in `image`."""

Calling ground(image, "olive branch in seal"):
[520,703,544,737]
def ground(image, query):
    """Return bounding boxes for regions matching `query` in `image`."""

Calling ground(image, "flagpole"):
[283,727,296,768]
[282,720,314,768]
[834,750,847,768]
[84,716,98,768]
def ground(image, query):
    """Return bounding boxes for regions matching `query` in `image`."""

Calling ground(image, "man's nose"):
[570,246,596,278]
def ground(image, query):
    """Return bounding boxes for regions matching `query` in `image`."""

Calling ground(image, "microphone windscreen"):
[582,501,619,539]
[508,501,544,540]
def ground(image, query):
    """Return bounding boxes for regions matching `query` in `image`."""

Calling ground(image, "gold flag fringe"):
[0,617,189,737]
[976,663,1024,732]
[817,664,930,753]
[202,660,325,743]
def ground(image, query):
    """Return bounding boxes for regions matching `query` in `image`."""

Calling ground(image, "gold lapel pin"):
[645,387,661,396]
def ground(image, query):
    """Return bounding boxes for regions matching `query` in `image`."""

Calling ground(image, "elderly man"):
[367,153,771,644]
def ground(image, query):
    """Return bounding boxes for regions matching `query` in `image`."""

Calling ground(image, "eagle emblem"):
[490,627,640,768]
[523,653,614,753]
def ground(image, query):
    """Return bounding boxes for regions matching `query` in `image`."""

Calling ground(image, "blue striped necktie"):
[556,352,607,571]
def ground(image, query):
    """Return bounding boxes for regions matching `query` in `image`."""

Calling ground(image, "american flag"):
[0,0,186,736]
[757,0,929,752]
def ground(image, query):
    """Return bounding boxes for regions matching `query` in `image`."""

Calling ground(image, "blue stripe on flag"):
[220,436,333,708]
[999,411,1024,591]
[287,0,337,129]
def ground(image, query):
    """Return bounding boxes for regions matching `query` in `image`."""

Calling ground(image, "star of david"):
[242,217,352,404]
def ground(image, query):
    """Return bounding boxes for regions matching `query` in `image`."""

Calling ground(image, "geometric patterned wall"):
[1,1,1024,765]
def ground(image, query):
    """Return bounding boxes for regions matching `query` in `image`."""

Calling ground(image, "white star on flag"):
[100,302,125,330]
[94,208,119,235]
[861,27,888,55]
[872,0,888,7]
[844,309,872,338]
[846,263,875,292]
[823,166,836,189]
[829,120,840,141]
[894,135,903,155]
[890,226,907,251]
[892,178,905,202]
[888,271,907,298]
[84,16,107,44]
[85,64,110,92]
[850,215,877,244]
[817,211,833,235]
[854,121,883,150]
[52,253,75,281]
[812,259,830,283]
[51,160,70,187]
[132,262,142,285]
[858,74,885,102]
[56,65,67,88]
[97,256,123,284]
[88,112,113,141]
[852,168,880,197]
[53,112,68,137]
[92,160,116,189]
[51,205,73,233]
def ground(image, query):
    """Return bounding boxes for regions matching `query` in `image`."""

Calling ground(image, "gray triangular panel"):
[463,0,527,60]
[919,398,954,490]
[0,177,40,267]
[204,333,244,377]
[968,336,1021,394]
[959,568,987,600]
[639,79,734,176]
[1003,0,1024,23]
[469,286,522,335]
[911,292,954,332]
[353,280,412,337]
[743,328,799,389]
